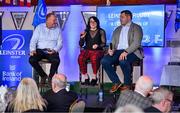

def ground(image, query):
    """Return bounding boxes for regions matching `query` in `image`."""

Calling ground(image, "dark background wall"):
[30,0,176,6]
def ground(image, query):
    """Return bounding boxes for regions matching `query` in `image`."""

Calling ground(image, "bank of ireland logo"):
[9,65,16,71]
[38,4,47,19]
[2,34,25,50]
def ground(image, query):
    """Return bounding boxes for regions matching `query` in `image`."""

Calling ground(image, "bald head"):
[52,74,67,90]
[135,75,153,96]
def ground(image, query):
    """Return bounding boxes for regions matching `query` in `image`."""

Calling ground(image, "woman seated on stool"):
[78,16,106,86]
[5,78,47,112]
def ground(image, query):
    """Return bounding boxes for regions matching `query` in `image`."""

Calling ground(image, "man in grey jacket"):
[101,10,143,93]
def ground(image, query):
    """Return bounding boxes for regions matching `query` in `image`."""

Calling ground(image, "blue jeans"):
[101,50,139,85]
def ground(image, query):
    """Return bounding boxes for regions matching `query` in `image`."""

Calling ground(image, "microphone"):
[110,43,113,50]
[80,29,88,37]
[84,28,88,32]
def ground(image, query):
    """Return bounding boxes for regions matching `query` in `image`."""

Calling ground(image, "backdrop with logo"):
[97,5,165,47]
[0,30,32,87]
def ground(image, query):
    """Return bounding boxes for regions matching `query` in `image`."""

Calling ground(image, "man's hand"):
[47,49,56,55]
[30,50,36,56]
[92,44,98,49]
[80,32,87,39]
[108,49,114,56]
[119,51,128,61]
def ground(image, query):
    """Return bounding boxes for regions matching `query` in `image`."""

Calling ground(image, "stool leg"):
[79,72,82,97]
[80,87,82,98]
[33,69,39,86]
[101,65,104,90]
[85,88,88,99]
[98,68,101,90]
[141,61,143,76]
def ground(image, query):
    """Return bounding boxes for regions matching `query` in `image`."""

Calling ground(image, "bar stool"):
[79,60,104,99]
[32,59,54,93]
[111,59,143,100]
[79,46,109,99]
[112,59,143,84]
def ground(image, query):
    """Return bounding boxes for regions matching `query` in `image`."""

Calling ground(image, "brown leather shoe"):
[119,85,130,91]
[109,83,123,93]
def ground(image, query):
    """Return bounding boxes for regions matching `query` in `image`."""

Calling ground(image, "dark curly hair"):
[86,16,100,31]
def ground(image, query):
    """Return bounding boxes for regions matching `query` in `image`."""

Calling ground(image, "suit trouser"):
[29,49,60,78]
[101,50,139,85]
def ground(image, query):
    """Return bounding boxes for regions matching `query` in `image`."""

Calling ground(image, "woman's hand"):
[80,32,87,39]
[92,44,98,49]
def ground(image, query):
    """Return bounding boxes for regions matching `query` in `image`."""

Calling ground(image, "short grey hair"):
[114,104,144,113]
[150,87,173,104]
[135,76,153,95]
[52,75,67,89]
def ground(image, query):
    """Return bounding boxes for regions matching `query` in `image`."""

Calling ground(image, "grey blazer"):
[111,22,144,59]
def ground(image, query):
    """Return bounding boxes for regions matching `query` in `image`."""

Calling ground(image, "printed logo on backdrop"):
[11,12,27,30]
[53,11,70,30]
[37,4,46,19]
[81,11,96,25]
[2,34,25,51]
[0,30,33,87]
[165,10,173,28]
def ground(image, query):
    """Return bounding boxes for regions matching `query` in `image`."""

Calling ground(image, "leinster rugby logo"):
[2,34,25,50]
[38,4,47,19]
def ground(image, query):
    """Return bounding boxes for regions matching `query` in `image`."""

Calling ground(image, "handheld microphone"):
[110,43,113,50]
[80,29,88,37]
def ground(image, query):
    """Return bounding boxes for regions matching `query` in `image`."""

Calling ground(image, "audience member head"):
[46,12,57,28]
[135,75,153,97]
[150,87,173,113]
[9,78,46,112]
[114,104,144,113]
[51,74,67,93]
[120,10,132,25]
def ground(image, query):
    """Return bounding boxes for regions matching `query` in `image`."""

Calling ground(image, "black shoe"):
[85,78,90,85]
[40,76,47,85]
[81,78,90,85]
[90,79,98,86]
[48,77,52,85]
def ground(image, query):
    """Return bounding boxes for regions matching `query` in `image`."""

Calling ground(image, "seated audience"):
[43,74,78,112]
[116,76,153,109]
[5,78,47,112]
[114,104,144,113]
[144,87,173,113]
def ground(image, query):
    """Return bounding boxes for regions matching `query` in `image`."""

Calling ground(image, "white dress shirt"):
[30,23,63,52]
[117,22,131,50]
[134,90,146,97]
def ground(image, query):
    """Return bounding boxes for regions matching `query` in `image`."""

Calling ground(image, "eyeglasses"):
[166,99,173,103]
[165,99,174,106]
[90,21,96,23]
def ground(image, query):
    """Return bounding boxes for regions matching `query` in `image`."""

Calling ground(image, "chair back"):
[69,98,85,113]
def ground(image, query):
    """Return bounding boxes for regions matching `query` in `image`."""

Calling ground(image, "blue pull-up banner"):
[0,30,33,87]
